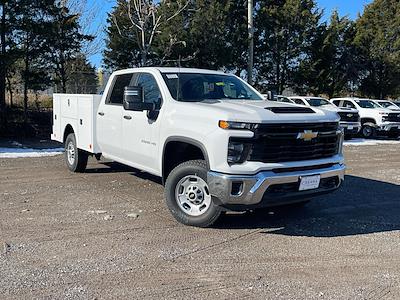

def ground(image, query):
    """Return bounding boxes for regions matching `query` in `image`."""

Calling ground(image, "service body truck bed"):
[52,94,102,153]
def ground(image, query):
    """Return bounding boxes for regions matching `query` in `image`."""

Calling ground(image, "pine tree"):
[103,1,142,70]
[46,2,93,93]
[65,54,97,94]
[355,0,400,98]
[295,10,358,98]
[0,1,22,131]
[255,0,322,93]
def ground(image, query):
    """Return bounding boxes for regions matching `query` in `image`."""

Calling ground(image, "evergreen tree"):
[65,54,97,94]
[355,0,400,98]
[254,0,322,93]
[180,0,248,72]
[0,1,22,130]
[46,2,93,93]
[103,1,142,70]
[16,0,54,125]
[295,11,359,98]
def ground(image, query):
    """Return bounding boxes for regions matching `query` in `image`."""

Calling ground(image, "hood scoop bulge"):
[265,107,315,114]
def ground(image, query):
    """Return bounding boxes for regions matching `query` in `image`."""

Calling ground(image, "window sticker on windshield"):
[204,83,215,93]
[166,74,178,79]
[215,82,225,86]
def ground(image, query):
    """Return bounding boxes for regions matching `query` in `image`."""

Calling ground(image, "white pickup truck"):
[52,67,345,227]
[288,96,361,139]
[331,98,400,138]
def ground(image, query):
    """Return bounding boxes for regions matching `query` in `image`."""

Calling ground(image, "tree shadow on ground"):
[216,175,400,237]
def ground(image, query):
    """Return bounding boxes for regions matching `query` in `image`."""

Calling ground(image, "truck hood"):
[311,104,358,114]
[191,100,340,123]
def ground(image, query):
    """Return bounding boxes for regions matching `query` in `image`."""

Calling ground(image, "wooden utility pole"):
[247,0,254,85]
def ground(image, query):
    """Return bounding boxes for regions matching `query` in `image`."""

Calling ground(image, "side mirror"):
[266,91,276,101]
[123,86,154,111]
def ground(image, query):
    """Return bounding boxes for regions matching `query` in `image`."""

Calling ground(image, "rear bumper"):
[207,163,345,209]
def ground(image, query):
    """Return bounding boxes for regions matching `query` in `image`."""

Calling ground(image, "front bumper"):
[376,122,400,132]
[208,163,345,209]
[341,122,361,135]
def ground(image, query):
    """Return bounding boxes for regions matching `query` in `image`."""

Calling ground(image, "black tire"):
[164,160,221,227]
[64,133,88,173]
[361,124,376,139]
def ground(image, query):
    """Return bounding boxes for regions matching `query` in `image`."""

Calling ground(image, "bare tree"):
[64,0,107,57]
[112,0,189,66]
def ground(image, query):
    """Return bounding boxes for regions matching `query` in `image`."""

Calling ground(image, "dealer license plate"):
[299,175,321,191]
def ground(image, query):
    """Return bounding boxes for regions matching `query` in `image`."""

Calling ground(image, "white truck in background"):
[331,98,400,139]
[288,96,361,139]
[52,67,345,227]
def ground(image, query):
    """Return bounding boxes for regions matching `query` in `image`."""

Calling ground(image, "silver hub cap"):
[363,126,372,136]
[175,175,212,217]
[66,141,75,165]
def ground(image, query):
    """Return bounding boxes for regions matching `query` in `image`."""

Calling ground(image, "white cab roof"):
[113,67,227,76]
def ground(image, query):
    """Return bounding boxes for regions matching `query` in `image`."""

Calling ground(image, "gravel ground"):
[0,143,400,299]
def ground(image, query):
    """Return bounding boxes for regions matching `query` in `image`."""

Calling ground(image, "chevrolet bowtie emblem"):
[297,130,318,141]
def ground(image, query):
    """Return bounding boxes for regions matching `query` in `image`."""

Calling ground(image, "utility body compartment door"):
[77,95,102,153]
[51,94,101,153]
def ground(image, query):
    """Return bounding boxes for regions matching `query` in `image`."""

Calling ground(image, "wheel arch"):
[361,118,377,125]
[162,136,210,185]
[63,124,78,144]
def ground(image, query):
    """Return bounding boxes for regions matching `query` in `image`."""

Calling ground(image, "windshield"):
[306,98,332,107]
[379,101,398,108]
[161,73,263,102]
[277,96,293,103]
[356,100,381,108]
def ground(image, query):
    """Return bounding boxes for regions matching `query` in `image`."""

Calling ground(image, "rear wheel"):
[165,160,221,227]
[64,133,88,173]
[361,124,376,139]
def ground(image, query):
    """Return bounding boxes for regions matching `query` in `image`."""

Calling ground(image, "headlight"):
[228,142,244,163]
[219,120,257,130]
[227,141,252,164]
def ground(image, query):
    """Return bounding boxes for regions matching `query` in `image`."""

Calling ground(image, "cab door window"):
[136,73,162,108]
[343,101,356,109]
[107,73,134,105]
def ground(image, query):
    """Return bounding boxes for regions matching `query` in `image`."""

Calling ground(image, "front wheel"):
[165,160,221,227]
[64,133,88,173]
[361,124,376,139]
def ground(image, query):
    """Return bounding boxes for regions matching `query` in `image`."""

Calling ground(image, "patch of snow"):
[0,147,64,158]
[344,138,400,146]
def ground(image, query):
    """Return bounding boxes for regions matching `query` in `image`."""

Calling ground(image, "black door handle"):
[123,115,132,120]
[98,112,105,116]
